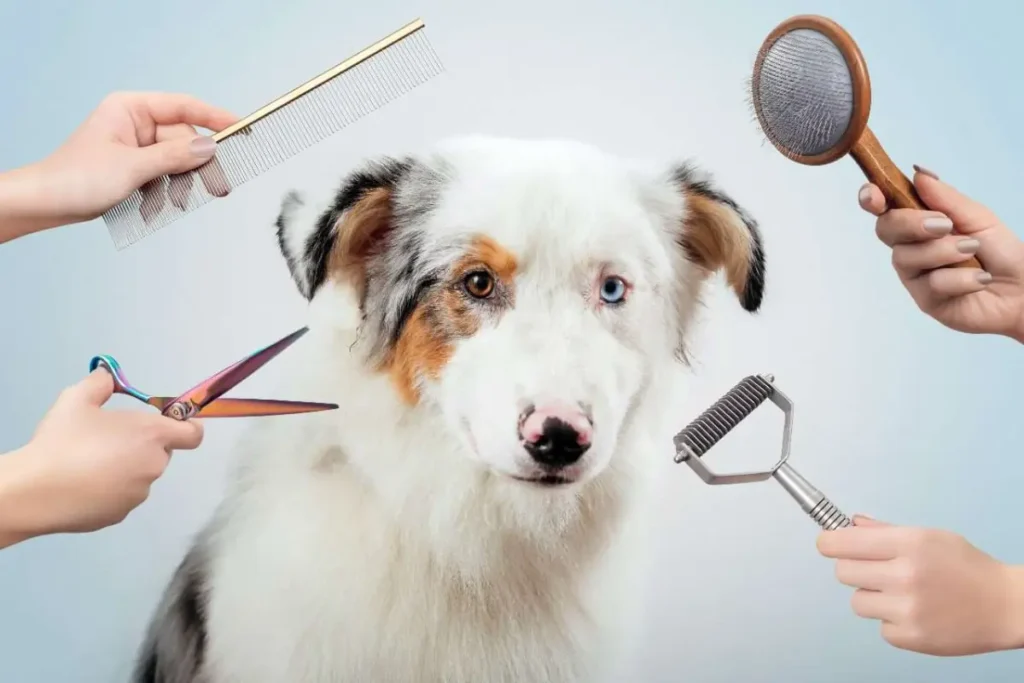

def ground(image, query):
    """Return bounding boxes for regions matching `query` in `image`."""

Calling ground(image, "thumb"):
[852,514,890,527]
[913,168,1000,236]
[65,369,115,406]
[129,135,218,183]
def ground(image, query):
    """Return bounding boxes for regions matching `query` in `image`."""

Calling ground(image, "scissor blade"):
[169,327,310,413]
[148,396,338,417]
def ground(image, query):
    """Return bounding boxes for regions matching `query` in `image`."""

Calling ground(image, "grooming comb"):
[673,374,852,531]
[747,14,981,270]
[102,18,444,250]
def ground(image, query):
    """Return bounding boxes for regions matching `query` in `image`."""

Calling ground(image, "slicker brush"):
[748,14,980,270]
[673,374,852,531]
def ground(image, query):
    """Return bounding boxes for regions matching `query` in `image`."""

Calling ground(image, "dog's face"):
[277,137,764,489]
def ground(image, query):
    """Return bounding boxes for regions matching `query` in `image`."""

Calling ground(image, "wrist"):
[1012,317,1024,346]
[0,444,57,549]
[0,161,63,244]
[998,564,1024,651]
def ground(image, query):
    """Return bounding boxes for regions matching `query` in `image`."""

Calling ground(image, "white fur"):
[166,137,758,683]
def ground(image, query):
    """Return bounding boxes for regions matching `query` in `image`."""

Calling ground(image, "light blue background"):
[1,0,1022,681]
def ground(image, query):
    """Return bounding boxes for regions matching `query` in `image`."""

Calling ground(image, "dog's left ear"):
[671,163,766,312]
[275,157,413,302]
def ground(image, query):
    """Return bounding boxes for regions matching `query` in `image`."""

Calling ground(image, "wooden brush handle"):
[850,127,981,269]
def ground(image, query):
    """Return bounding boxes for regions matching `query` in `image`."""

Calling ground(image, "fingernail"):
[853,514,873,523]
[977,271,993,284]
[956,238,981,254]
[857,184,872,205]
[189,136,217,158]
[922,216,953,234]
[913,164,939,180]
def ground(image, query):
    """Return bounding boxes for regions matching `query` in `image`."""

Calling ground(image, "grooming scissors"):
[89,326,338,420]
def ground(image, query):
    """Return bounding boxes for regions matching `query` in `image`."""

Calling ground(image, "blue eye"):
[599,276,627,304]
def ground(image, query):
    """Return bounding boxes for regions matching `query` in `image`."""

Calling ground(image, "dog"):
[131,135,766,683]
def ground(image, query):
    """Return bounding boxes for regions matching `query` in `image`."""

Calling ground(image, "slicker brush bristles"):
[753,28,855,158]
[747,15,871,166]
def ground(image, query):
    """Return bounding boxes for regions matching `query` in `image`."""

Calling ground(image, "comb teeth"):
[674,375,775,458]
[102,21,444,250]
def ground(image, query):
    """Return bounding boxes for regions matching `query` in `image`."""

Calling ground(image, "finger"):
[138,177,168,225]
[197,155,232,198]
[159,418,205,451]
[156,124,202,207]
[816,527,904,560]
[875,209,954,248]
[64,369,116,406]
[128,136,220,185]
[167,172,195,211]
[880,622,925,653]
[140,449,172,481]
[891,235,983,278]
[155,123,199,143]
[851,589,899,621]
[858,184,887,216]
[125,92,238,132]
[852,514,890,527]
[922,265,992,298]
[835,559,890,591]
[913,168,1001,236]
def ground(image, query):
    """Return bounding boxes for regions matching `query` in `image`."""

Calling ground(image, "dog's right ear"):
[275,158,413,301]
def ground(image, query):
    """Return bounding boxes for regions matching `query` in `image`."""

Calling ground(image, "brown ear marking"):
[327,186,395,304]
[673,164,765,312]
[276,156,414,302]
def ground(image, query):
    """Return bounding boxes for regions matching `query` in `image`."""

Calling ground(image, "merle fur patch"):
[131,545,210,683]
[275,156,454,361]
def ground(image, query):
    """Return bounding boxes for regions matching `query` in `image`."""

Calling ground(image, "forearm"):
[999,564,1024,651]
[0,163,65,244]
[0,447,46,550]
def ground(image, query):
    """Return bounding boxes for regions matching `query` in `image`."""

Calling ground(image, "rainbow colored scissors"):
[89,326,338,420]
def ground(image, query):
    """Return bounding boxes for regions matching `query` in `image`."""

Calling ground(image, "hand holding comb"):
[103,18,444,250]
[748,14,981,270]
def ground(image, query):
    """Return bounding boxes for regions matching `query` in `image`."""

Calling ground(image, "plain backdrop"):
[1,0,1022,680]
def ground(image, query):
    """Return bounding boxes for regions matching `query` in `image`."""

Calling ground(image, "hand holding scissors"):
[0,327,337,551]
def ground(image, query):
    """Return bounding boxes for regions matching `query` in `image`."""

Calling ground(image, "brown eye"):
[463,270,495,298]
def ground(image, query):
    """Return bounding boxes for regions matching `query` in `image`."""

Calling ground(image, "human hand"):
[0,370,203,549]
[860,166,1024,342]
[817,515,1024,656]
[0,91,237,241]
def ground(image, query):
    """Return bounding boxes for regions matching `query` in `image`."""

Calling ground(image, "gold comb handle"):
[212,18,426,142]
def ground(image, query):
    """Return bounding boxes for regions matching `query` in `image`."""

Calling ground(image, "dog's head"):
[277,137,764,490]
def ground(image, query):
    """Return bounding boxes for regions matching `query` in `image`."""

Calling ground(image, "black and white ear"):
[274,157,413,301]
[671,162,766,312]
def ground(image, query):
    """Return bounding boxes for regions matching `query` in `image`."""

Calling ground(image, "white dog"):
[132,136,766,683]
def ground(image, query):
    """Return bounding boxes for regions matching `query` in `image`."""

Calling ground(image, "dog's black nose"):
[523,417,591,468]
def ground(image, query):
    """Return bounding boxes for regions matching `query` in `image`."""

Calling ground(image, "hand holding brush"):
[859,167,1024,341]
[749,14,1024,342]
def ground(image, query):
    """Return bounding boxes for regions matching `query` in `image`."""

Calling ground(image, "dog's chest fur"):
[192,407,651,683]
